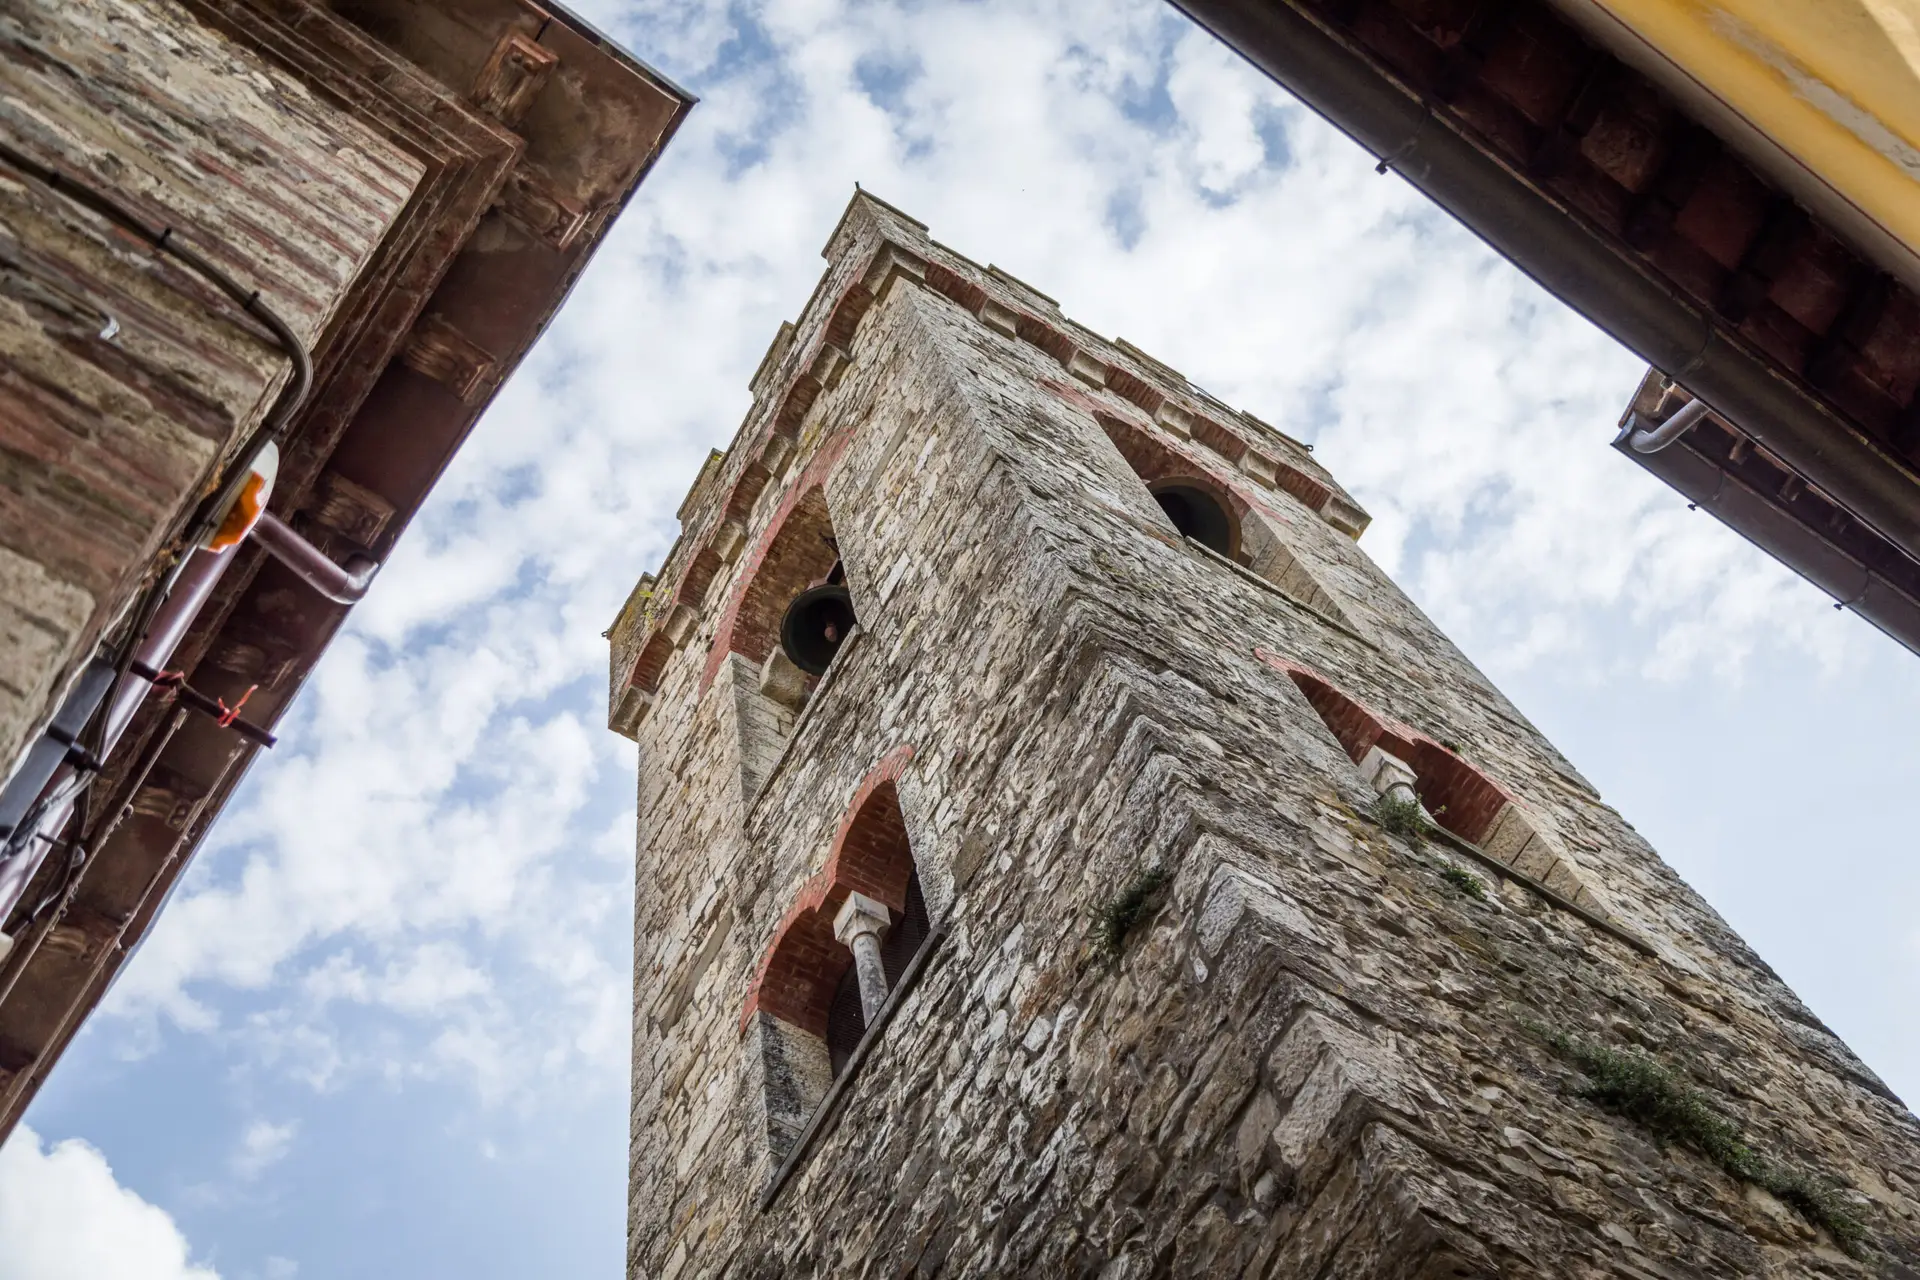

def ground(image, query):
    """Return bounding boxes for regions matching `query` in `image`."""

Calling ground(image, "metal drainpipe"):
[0,544,241,935]
[249,510,380,603]
[0,143,317,943]
[102,546,240,749]
[0,513,378,945]
[1625,398,1712,454]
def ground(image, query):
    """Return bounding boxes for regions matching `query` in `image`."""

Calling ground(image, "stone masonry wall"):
[614,192,1920,1278]
[0,0,419,773]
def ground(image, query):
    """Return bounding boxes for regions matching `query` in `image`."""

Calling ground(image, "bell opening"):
[779,581,857,676]
[1152,483,1234,558]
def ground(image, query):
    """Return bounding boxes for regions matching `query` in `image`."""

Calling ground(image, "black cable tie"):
[61,744,104,774]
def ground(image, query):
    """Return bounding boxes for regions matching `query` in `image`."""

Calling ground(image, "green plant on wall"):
[1547,1032,1869,1257]
[1370,791,1430,844]
[1097,866,1171,957]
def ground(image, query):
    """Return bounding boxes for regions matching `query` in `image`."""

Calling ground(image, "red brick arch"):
[699,421,863,696]
[740,746,917,1037]
[1094,410,1254,553]
[1257,651,1513,845]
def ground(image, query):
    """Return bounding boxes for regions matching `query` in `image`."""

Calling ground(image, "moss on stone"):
[1548,1032,1869,1257]
[1440,865,1485,900]
[1098,866,1170,957]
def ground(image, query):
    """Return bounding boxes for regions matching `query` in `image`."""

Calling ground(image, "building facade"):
[610,191,1920,1277]
[0,0,689,1136]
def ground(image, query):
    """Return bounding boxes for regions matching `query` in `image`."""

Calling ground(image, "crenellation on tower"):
[614,189,1920,1278]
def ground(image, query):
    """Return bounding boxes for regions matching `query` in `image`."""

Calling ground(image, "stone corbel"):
[1240,450,1281,489]
[661,602,698,647]
[711,519,747,565]
[977,297,1020,338]
[1065,349,1108,389]
[610,684,653,740]
[760,435,796,483]
[1155,401,1195,440]
[861,244,927,304]
[472,31,558,126]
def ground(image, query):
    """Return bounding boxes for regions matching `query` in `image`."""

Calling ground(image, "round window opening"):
[1152,483,1234,558]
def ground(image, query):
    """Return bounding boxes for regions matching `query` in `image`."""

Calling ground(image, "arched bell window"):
[1149,480,1237,559]
[714,483,862,692]
[703,484,866,799]
[1095,411,1355,628]
[1266,655,1613,917]
[741,751,931,1166]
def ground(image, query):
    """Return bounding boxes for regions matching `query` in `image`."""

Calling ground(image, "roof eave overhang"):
[1170,0,1920,568]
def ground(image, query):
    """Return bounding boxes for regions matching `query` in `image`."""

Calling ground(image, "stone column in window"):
[1358,744,1438,823]
[832,892,893,1025]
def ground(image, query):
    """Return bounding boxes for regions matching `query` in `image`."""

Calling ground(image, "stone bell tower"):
[607,190,1920,1278]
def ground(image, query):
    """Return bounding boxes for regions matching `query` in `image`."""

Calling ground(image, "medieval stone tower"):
[607,191,1920,1278]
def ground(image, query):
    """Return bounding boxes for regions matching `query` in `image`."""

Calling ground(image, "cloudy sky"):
[7,0,1919,1275]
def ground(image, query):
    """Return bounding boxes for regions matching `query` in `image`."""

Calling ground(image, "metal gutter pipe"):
[249,511,379,603]
[1613,426,1920,655]
[0,544,239,931]
[1626,398,1711,454]
[1168,0,1920,559]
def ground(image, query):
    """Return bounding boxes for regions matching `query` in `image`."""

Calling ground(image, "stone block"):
[1065,349,1108,389]
[662,603,698,647]
[1239,450,1280,489]
[862,243,927,304]
[1154,401,1194,439]
[977,298,1020,338]
[1480,803,1537,866]
[711,519,747,565]
[758,649,808,712]
[761,434,796,482]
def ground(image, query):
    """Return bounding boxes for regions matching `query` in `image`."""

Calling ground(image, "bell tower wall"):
[611,191,1920,1279]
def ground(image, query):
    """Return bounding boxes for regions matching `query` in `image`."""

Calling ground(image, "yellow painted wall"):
[1589,0,1920,260]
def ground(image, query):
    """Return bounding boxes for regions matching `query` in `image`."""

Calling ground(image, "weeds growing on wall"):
[1441,865,1486,900]
[1370,792,1430,845]
[1098,867,1171,957]
[1547,1032,1868,1257]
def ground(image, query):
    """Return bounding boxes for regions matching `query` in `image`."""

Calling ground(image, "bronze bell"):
[779,583,856,675]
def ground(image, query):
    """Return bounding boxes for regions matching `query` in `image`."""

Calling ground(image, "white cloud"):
[0,1127,218,1280]
[229,1121,296,1182]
